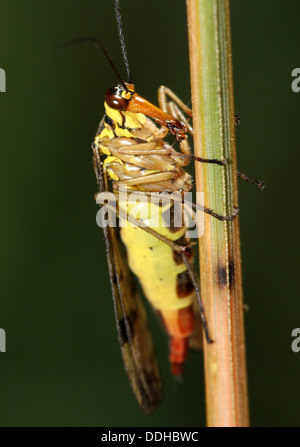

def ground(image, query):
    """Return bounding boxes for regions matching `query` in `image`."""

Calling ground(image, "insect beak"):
[126,93,188,142]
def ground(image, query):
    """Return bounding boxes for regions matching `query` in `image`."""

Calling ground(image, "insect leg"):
[111,141,171,156]
[167,103,227,165]
[102,132,225,168]
[115,171,177,187]
[118,148,171,156]
[158,86,192,117]
[158,87,262,186]
[116,146,225,167]
[167,99,264,188]
[103,140,157,153]
[181,255,213,344]
[115,188,239,222]
[168,101,193,138]
[158,86,227,166]
[235,115,241,125]
[238,171,265,190]
[111,137,263,191]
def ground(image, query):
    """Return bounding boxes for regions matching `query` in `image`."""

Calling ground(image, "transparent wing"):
[103,223,162,412]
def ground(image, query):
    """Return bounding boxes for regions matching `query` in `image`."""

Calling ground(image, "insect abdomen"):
[120,200,195,375]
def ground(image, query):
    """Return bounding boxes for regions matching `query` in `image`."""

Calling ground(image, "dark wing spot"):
[112,271,118,285]
[176,271,194,298]
[118,317,131,345]
[112,270,123,285]
[118,310,137,346]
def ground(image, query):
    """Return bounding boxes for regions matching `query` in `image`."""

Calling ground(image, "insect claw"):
[234,115,242,125]
[224,206,239,221]
[259,181,266,191]
[231,206,240,219]
[237,171,265,190]
[208,206,239,221]
[202,325,214,344]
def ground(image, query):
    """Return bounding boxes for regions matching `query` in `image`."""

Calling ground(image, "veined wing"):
[103,222,162,413]
[95,147,162,413]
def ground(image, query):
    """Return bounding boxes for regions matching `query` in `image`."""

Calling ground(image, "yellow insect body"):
[96,94,194,310]
[119,201,193,312]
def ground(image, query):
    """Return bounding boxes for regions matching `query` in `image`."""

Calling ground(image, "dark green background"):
[0,0,299,427]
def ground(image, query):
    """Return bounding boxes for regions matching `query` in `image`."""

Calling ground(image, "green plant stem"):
[186,0,249,426]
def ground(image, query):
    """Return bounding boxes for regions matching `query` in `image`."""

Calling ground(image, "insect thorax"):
[94,103,192,193]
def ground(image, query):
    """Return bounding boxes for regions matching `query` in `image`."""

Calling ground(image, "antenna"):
[114,0,132,83]
[55,36,128,91]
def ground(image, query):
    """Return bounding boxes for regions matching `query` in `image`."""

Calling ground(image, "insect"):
[87,1,263,413]
[85,1,239,413]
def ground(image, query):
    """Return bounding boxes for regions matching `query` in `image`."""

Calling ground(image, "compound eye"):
[105,89,128,110]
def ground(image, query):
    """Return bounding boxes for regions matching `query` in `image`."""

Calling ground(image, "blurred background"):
[0,0,299,427]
